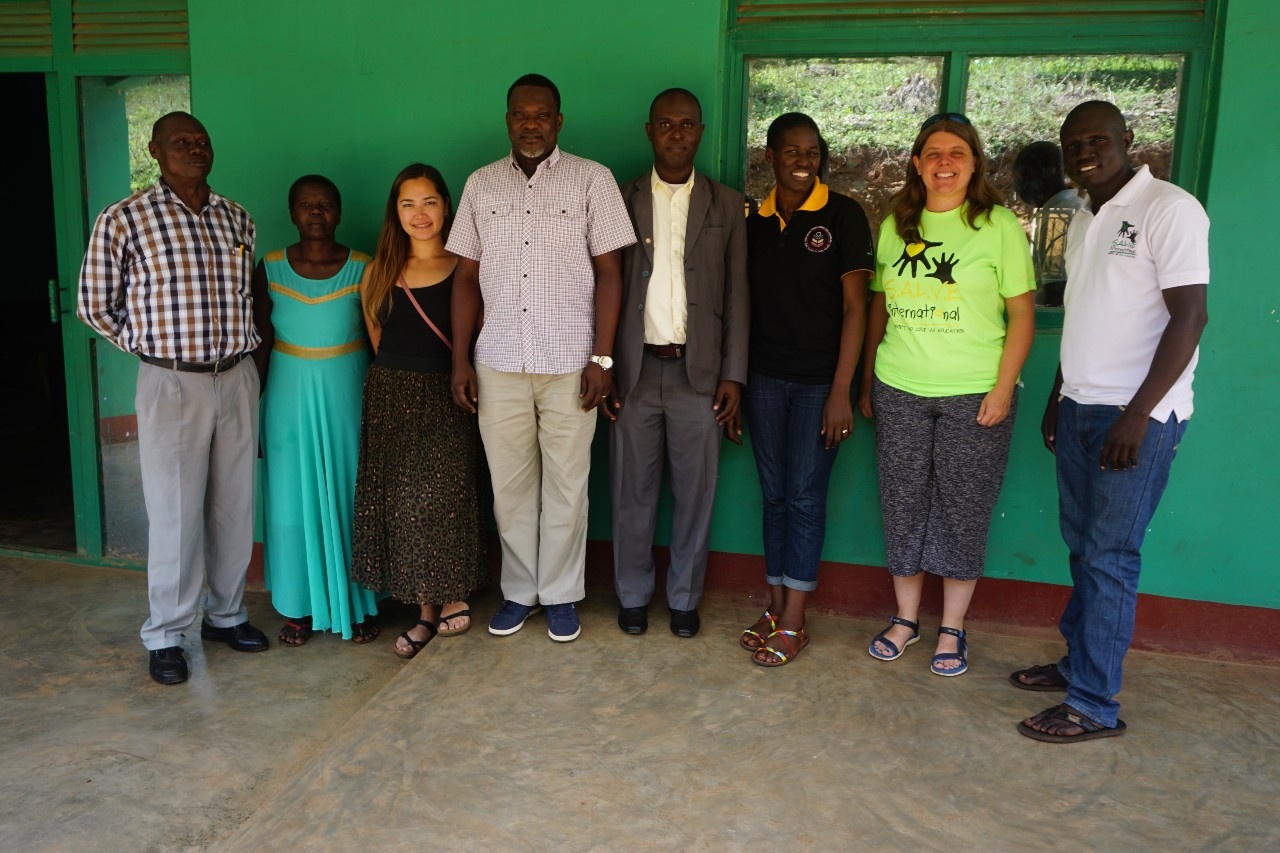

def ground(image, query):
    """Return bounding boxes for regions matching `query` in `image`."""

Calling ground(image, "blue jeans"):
[744,372,841,591]
[1055,397,1187,727]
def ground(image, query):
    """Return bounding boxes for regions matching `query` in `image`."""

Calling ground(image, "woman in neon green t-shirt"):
[859,114,1035,677]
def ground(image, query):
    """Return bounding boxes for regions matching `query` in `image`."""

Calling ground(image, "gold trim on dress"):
[273,338,366,359]
[269,282,361,304]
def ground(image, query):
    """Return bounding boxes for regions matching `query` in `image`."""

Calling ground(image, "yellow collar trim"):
[757,179,828,229]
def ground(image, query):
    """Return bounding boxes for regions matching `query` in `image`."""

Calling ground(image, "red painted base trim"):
[579,542,1280,666]
[242,536,1277,665]
[99,414,139,445]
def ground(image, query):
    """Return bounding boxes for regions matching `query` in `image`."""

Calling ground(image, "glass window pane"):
[967,54,1181,187]
[966,55,1181,305]
[746,56,944,227]
[80,74,191,559]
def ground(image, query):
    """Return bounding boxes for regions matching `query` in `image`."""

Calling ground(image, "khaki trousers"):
[476,364,596,606]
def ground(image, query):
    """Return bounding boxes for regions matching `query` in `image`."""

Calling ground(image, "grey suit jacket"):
[616,171,749,400]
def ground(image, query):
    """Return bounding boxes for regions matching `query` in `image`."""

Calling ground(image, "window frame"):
[720,3,1225,219]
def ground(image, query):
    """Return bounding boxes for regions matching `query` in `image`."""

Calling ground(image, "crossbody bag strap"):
[398,276,453,351]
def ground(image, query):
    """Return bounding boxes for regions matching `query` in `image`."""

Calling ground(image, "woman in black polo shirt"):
[740,113,873,667]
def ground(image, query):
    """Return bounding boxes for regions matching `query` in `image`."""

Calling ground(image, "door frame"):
[0,4,189,563]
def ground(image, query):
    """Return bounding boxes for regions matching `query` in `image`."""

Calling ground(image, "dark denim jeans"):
[1055,397,1187,727]
[744,372,842,591]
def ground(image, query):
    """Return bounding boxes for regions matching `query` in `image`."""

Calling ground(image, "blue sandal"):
[930,626,968,676]
[868,616,920,661]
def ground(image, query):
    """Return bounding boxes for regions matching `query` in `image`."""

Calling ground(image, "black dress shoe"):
[201,620,269,652]
[149,647,188,685]
[618,606,648,635]
[669,608,700,638]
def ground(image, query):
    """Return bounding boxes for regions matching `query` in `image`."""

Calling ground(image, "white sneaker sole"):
[548,624,581,642]
[488,605,542,636]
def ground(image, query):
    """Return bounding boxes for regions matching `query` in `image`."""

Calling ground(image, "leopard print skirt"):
[351,365,487,604]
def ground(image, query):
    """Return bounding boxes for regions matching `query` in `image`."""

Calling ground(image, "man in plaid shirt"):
[78,112,270,686]
[449,74,636,642]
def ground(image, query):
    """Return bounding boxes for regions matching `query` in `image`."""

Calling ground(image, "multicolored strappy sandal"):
[740,610,777,651]
[752,628,810,668]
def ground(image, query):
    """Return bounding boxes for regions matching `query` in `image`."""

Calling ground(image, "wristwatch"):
[589,354,614,371]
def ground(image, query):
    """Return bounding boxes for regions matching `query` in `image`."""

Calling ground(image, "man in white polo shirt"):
[1011,101,1209,743]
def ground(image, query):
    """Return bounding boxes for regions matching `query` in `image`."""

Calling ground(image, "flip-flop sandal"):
[752,628,810,667]
[868,615,920,661]
[740,610,777,651]
[438,607,472,637]
[930,626,968,677]
[1017,704,1127,743]
[1009,663,1068,691]
[351,618,380,644]
[394,619,438,659]
[279,618,313,647]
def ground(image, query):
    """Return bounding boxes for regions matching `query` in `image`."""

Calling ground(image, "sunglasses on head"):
[922,112,972,130]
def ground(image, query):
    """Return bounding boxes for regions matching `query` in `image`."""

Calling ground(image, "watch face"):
[594,355,614,370]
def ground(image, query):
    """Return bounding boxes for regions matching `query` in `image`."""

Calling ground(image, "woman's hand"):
[977,386,1014,427]
[857,387,874,420]
[821,390,854,449]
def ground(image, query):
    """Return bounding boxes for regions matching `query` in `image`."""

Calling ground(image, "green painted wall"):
[184,0,1278,609]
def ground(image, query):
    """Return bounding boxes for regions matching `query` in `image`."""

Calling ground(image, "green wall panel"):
[182,0,1278,609]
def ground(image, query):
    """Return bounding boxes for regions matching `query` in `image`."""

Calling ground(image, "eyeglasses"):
[922,112,972,130]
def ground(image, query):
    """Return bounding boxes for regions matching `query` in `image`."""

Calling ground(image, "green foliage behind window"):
[126,76,191,193]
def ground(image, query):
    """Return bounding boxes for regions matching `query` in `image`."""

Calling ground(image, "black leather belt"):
[644,343,685,359]
[139,353,247,375]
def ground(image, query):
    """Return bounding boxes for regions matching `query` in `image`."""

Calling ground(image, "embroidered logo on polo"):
[1108,220,1139,258]
[804,225,833,253]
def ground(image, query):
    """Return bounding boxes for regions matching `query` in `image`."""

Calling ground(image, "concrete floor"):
[2,557,1277,852]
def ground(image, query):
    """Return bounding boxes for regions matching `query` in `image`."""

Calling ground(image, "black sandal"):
[351,618,380,644]
[1009,662,1068,691]
[1017,703,1127,743]
[393,619,438,659]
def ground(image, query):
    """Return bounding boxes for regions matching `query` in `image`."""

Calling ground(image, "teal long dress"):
[261,248,379,638]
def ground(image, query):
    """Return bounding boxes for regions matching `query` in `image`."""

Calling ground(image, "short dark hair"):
[288,174,342,213]
[766,112,822,151]
[1064,99,1129,132]
[648,88,702,122]
[507,73,561,112]
[151,110,203,141]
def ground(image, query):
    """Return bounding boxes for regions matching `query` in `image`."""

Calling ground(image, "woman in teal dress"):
[252,175,380,645]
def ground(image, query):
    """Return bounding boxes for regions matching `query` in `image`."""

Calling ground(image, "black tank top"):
[375,271,453,374]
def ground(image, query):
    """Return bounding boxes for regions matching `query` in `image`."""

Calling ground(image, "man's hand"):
[580,362,614,418]
[451,361,478,413]
[713,380,743,445]
[1041,394,1059,454]
[1099,407,1149,470]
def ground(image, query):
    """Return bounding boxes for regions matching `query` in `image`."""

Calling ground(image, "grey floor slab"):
[2,556,1277,852]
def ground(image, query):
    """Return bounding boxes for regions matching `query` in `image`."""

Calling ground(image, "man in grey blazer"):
[610,88,749,637]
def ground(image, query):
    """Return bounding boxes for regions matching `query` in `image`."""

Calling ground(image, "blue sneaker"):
[489,600,541,636]
[545,603,581,642]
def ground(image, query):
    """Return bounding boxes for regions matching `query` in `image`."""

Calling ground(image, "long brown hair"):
[888,118,1002,244]
[363,163,452,327]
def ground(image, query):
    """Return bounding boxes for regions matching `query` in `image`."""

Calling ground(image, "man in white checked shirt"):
[449,74,636,642]
[78,112,270,686]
